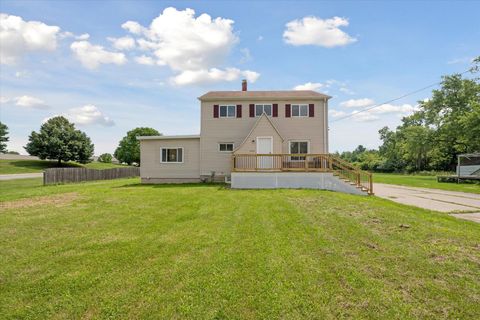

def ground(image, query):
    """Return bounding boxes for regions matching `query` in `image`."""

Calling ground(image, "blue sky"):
[1,0,479,155]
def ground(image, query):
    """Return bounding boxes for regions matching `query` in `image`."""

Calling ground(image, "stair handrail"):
[329,155,374,195]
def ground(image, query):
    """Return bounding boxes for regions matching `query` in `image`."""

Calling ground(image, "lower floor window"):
[290,141,308,160]
[219,143,234,152]
[161,148,183,163]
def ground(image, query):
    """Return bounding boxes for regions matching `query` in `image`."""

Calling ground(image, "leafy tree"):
[398,125,433,172]
[25,116,94,164]
[0,121,9,153]
[419,74,479,169]
[98,153,113,163]
[377,57,480,172]
[114,127,160,165]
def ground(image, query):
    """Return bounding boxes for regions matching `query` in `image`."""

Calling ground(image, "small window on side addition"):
[161,148,183,163]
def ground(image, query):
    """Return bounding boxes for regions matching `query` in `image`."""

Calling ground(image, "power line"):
[330,69,472,123]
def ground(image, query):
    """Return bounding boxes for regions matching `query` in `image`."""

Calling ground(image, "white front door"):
[256,137,273,169]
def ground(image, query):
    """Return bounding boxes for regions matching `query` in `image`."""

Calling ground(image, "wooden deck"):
[232,153,374,194]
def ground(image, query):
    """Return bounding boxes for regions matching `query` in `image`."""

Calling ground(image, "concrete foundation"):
[141,177,201,184]
[231,172,367,195]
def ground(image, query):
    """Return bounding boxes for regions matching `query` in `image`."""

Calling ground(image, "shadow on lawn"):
[7,160,82,171]
[113,182,229,190]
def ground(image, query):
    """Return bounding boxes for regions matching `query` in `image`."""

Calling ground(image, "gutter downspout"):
[324,97,329,153]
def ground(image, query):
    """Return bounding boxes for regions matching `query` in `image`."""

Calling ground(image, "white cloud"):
[134,55,156,65]
[0,96,10,104]
[61,31,90,40]
[371,103,418,115]
[171,67,259,86]
[239,48,252,63]
[121,7,258,85]
[257,35,263,41]
[351,112,380,122]
[329,109,347,118]
[121,20,147,35]
[66,104,114,126]
[351,103,418,122]
[0,13,61,64]
[108,36,135,50]
[76,33,90,40]
[70,40,127,69]
[15,95,48,109]
[15,70,29,78]
[283,16,356,47]
[340,98,375,108]
[293,82,324,91]
[339,86,354,95]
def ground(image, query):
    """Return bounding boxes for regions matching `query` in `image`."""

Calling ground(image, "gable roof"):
[234,113,284,152]
[199,90,331,101]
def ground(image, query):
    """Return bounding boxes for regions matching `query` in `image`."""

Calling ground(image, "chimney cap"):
[241,79,247,91]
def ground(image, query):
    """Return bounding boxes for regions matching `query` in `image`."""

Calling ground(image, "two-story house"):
[138,80,373,195]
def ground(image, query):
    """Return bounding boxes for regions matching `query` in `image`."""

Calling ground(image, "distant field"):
[374,173,480,194]
[0,159,128,174]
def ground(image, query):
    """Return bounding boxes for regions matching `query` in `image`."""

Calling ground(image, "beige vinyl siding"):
[235,115,283,154]
[199,99,328,176]
[140,138,200,179]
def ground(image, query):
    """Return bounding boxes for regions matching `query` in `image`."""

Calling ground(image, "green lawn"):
[374,173,480,194]
[0,179,479,319]
[0,159,128,174]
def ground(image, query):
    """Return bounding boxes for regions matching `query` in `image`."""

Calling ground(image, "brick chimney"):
[241,79,247,91]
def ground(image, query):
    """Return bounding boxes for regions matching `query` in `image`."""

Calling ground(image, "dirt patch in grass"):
[0,192,79,211]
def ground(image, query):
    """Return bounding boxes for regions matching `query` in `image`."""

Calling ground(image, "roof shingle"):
[198,90,331,101]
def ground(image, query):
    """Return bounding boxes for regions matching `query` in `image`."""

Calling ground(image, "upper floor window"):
[292,104,308,117]
[255,104,272,117]
[220,105,236,118]
[161,148,183,163]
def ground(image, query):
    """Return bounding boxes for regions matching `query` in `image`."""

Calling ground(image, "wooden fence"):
[43,167,140,185]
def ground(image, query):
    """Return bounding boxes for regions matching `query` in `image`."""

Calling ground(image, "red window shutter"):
[285,104,291,117]
[309,104,314,117]
[249,104,255,117]
[272,104,278,117]
[236,105,242,118]
[213,105,219,118]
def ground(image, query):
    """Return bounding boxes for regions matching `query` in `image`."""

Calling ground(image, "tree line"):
[0,117,160,166]
[337,57,480,173]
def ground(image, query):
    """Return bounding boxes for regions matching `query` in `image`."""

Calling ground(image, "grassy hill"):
[0,159,129,174]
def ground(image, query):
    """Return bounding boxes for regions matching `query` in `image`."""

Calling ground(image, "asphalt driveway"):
[374,183,480,223]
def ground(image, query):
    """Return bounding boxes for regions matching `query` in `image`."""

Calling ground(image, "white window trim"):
[219,105,236,118]
[160,147,184,164]
[255,104,273,117]
[291,104,309,117]
[289,140,310,161]
[218,142,235,152]
[256,136,273,154]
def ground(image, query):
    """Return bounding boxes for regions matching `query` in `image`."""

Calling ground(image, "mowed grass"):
[0,159,128,174]
[374,172,480,194]
[0,179,479,319]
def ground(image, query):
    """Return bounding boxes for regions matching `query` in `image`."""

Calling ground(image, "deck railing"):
[232,153,373,194]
